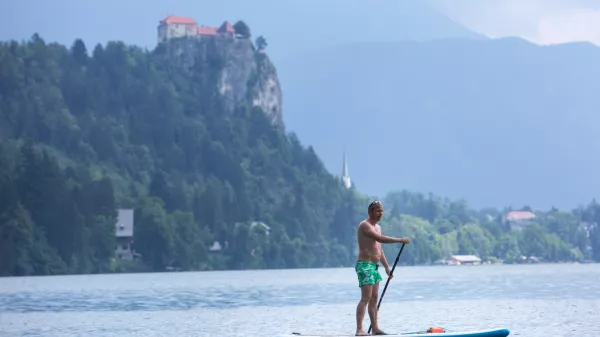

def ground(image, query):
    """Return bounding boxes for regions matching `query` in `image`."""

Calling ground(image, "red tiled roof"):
[197,26,218,35]
[161,15,197,25]
[504,211,536,221]
[217,21,235,34]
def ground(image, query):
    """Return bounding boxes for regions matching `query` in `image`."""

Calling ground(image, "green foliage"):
[0,141,113,275]
[233,21,251,38]
[381,190,598,265]
[0,34,366,275]
[255,36,267,51]
[0,34,598,277]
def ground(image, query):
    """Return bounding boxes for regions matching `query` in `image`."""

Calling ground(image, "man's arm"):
[380,245,389,270]
[361,223,406,244]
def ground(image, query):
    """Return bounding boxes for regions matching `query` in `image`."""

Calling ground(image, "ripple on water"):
[1,299,600,337]
[1,264,600,314]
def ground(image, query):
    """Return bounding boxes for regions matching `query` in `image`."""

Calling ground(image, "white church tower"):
[342,149,352,189]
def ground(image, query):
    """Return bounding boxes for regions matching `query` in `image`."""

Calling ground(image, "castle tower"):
[342,149,351,189]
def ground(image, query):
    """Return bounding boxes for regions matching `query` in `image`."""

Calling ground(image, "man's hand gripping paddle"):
[367,243,406,335]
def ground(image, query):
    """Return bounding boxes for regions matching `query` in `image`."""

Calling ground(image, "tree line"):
[0,33,598,276]
[379,191,600,265]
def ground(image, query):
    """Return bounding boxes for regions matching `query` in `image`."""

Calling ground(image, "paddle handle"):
[367,243,406,334]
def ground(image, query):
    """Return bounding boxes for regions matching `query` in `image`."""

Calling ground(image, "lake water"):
[0,263,599,336]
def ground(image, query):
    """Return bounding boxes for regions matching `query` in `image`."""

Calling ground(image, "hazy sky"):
[2,0,600,49]
[2,0,599,208]
[428,0,600,45]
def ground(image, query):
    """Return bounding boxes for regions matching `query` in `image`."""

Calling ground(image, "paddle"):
[367,243,406,335]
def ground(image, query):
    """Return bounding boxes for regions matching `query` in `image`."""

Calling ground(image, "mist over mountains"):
[3,0,599,210]
[279,37,600,210]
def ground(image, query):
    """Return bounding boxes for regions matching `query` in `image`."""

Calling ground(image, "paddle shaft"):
[367,243,406,334]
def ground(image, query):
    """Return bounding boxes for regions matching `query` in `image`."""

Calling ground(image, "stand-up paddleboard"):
[282,247,511,337]
[277,327,510,337]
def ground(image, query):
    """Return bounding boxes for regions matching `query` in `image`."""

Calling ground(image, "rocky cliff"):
[0,34,364,274]
[156,36,284,130]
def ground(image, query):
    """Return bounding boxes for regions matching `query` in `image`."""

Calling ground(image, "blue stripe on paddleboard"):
[276,327,510,337]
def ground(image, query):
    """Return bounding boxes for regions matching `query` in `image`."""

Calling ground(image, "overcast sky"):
[428,0,600,45]
[2,0,600,50]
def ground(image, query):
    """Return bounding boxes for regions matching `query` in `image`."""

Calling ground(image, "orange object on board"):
[427,327,445,333]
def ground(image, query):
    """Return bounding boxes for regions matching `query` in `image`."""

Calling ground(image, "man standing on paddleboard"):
[355,200,410,336]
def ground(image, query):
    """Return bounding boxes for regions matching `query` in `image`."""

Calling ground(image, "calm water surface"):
[0,264,599,336]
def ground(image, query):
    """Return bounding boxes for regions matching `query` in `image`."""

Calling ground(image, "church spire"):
[342,148,351,189]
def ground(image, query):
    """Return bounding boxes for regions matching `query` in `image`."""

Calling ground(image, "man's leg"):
[368,282,386,334]
[355,284,372,336]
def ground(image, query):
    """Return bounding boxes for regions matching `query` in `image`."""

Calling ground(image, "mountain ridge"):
[279,36,600,210]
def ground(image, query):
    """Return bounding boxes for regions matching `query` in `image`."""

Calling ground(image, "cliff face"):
[0,34,363,275]
[158,36,284,130]
[249,53,284,128]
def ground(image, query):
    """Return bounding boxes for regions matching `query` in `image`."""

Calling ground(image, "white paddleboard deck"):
[276,327,510,337]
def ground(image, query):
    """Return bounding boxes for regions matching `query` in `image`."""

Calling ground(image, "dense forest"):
[379,191,600,266]
[0,33,598,276]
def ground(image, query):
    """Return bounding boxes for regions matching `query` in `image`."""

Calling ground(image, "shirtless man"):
[355,200,410,336]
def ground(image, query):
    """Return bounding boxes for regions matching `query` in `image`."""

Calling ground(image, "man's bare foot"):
[355,329,369,336]
[371,329,388,335]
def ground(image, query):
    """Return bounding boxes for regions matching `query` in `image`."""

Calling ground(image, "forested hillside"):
[1,33,599,277]
[379,191,600,265]
[0,33,369,275]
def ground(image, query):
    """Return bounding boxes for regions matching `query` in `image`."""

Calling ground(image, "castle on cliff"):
[157,15,236,44]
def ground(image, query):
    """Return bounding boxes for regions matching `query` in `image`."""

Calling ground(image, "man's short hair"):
[368,200,382,212]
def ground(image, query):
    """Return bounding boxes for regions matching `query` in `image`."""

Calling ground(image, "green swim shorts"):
[355,260,383,287]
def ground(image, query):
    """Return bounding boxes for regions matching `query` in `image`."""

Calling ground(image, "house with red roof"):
[502,210,536,231]
[157,15,236,43]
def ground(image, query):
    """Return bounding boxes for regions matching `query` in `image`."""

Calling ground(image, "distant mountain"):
[279,37,600,210]
[264,0,486,64]
[264,0,485,51]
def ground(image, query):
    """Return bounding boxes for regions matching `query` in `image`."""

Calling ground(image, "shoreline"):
[1,260,596,278]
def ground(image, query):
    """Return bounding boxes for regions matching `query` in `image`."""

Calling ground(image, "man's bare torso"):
[357,220,382,263]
